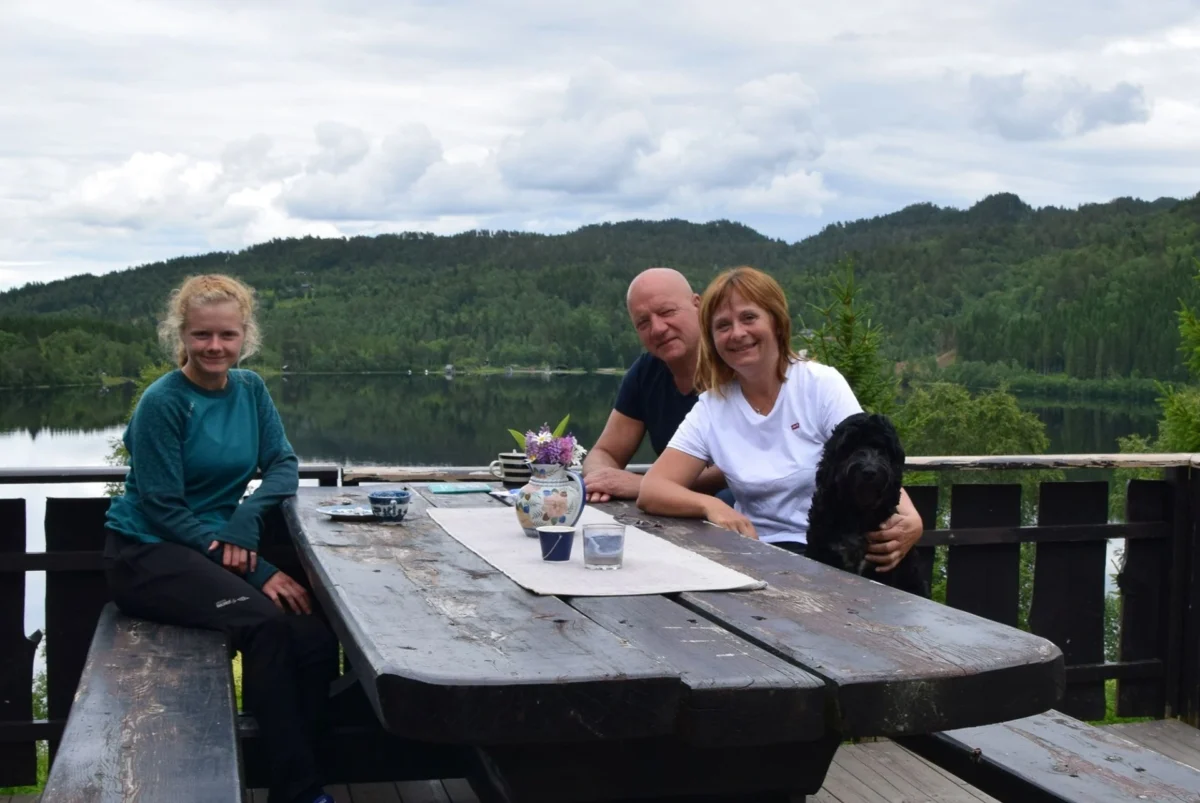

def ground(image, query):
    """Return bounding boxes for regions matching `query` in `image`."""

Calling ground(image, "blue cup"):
[368,489,411,523]
[537,525,575,562]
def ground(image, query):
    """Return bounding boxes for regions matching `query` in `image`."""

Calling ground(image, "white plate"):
[315,505,376,521]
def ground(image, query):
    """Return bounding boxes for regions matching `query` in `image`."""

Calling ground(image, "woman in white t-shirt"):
[637,266,923,567]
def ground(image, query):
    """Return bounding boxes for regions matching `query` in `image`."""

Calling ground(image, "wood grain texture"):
[44,497,113,766]
[1120,479,1174,718]
[284,486,682,745]
[570,594,827,746]
[597,499,1064,738]
[40,603,241,803]
[907,711,1200,803]
[0,498,38,788]
[1104,719,1200,770]
[945,484,1023,627]
[1029,482,1109,721]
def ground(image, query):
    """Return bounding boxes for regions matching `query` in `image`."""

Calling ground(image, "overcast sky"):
[2,0,1198,291]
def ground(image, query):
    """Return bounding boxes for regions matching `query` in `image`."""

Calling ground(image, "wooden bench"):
[901,710,1200,803]
[41,603,243,803]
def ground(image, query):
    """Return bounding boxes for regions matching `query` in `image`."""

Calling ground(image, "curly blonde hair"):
[695,266,799,396]
[158,274,261,367]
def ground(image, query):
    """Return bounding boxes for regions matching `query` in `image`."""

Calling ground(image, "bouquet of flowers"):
[508,414,587,468]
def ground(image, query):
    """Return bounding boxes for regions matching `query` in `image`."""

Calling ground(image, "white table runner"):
[427,505,766,596]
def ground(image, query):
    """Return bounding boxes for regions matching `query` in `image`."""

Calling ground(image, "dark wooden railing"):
[1,456,1198,789]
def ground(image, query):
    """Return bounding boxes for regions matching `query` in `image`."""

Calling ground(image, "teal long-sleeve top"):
[105,368,299,589]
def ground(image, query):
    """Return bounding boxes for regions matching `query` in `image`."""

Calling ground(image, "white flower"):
[535,432,553,445]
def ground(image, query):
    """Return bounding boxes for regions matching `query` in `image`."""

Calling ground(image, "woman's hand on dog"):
[865,506,923,571]
[704,501,758,539]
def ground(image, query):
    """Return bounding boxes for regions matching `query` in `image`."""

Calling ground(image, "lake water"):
[1,374,1161,643]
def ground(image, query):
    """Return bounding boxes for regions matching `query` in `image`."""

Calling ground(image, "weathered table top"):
[285,483,1064,749]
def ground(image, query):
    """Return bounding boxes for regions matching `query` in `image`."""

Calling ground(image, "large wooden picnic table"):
[284,483,1064,803]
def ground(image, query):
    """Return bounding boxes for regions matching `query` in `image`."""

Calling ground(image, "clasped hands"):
[208,540,312,614]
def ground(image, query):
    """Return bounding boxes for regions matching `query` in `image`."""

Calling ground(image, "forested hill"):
[1,191,1198,386]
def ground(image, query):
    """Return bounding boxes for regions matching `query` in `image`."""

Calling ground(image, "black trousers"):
[104,531,338,803]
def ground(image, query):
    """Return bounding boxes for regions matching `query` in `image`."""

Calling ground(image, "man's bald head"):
[625,267,702,368]
[626,267,694,310]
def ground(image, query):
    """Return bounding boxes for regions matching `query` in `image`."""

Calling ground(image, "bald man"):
[582,268,728,503]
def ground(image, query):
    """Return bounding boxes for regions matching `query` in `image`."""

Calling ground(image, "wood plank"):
[0,497,38,788]
[905,710,1200,803]
[945,484,1022,627]
[348,782,402,803]
[40,603,241,803]
[43,497,113,766]
[1119,480,1173,718]
[1183,469,1200,726]
[1105,720,1200,770]
[284,486,683,745]
[905,485,939,597]
[853,740,999,802]
[328,785,353,803]
[394,780,451,803]
[594,500,1064,738]
[440,779,480,803]
[570,594,828,746]
[1028,482,1109,720]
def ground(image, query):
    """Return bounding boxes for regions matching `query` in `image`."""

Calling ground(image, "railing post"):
[1181,466,1200,726]
[1164,467,1193,720]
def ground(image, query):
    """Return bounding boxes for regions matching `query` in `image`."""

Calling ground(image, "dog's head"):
[817,412,905,529]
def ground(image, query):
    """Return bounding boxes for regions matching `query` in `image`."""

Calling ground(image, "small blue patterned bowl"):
[368,489,411,522]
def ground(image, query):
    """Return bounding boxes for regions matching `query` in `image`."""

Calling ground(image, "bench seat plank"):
[904,711,1200,803]
[41,603,241,803]
[599,500,1065,737]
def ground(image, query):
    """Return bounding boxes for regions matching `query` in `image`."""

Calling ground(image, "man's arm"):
[582,409,647,502]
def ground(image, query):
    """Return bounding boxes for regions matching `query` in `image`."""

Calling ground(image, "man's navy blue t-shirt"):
[614,353,698,456]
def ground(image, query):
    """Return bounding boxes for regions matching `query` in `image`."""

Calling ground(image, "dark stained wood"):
[570,594,828,746]
[1028,482,1109,720]
[40,603,241,803]
[284,486,683,745]
[0,464,339,485]
[474,734,839,803]
[818,741,1000,803]
[441,778,483,803]
[0,498,38,787]
[905,454,1199,470]
[1165,467,1191,722]
[1184,470,1200,726]
[905,485,939,597]
[0,550,104,572]
[903,710,1200,803]
[919,521,1167,547]
[945,484,1023,627]
[44,497,112,765]
[1119,479,1173,718]
[596,500,1064,738]
[1104,719,1200,770]
[395,780,452,803]
[1064,659,1161,683]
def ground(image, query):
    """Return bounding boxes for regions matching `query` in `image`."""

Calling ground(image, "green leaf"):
[552,414,570,437]
[507,428,527,449]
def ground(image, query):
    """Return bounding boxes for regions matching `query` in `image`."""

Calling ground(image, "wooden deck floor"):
[1103,718,1200,770]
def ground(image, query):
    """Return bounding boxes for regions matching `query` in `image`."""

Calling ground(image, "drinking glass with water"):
[582,523,625,570]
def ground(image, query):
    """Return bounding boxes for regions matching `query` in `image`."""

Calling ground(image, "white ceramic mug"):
[489,451,531,482]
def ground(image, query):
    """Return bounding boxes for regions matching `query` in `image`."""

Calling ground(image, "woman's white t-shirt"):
[665,360,863,545]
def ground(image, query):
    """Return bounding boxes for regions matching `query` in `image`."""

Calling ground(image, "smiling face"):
[180,300,245,389]
[627,270,701,367]
[710,289,780,375]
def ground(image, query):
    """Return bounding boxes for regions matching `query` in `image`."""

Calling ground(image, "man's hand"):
[261,571,312,614]
[585,467,643,503]
[865,506,923,572]
[209,540,256,575]
[704,501,758,539]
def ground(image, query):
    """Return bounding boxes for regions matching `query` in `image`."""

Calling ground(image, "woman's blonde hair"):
[158,274,261,367]
[695,266,799,395]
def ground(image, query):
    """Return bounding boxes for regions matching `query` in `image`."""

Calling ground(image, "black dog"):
[805,412,929,597]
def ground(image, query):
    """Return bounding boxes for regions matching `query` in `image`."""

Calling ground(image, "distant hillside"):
[1,192,1198,387]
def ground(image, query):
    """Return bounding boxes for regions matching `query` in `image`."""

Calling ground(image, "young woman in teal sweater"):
[104,274,336,803]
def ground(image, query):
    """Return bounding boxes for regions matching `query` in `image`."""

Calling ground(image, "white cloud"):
[1,0,1199,291]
